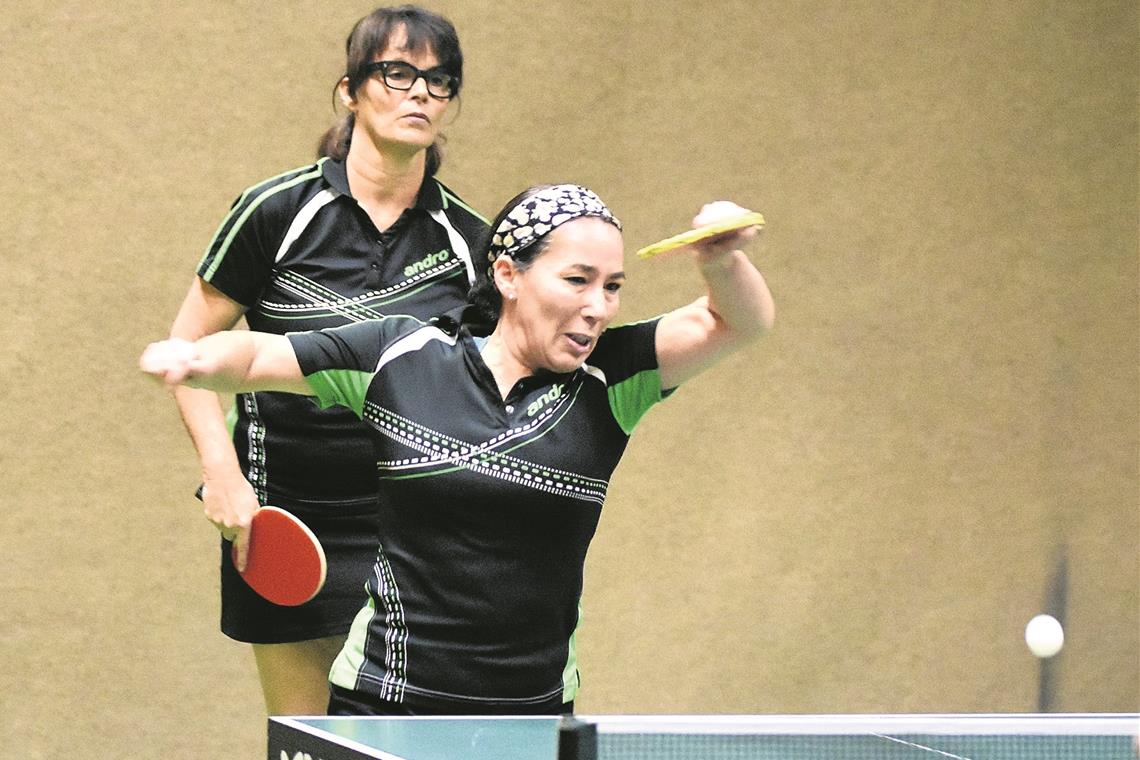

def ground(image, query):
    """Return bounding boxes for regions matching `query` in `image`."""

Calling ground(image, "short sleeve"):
[195,164,324,306]
[586,318,670,435]
[196,195,280,307]
[287,321,387,418]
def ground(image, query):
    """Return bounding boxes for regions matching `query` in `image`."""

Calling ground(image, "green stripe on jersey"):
[330,599,376,690]
[198,162,326,280]
[561,602,583,703]
[438,184,489,223]
[607,368,665,435]
[304,368,374,418]
[197,161,328,273]
[224,400,238,435]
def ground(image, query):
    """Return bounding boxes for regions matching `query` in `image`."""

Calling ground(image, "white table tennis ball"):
[1025,614,1064,658]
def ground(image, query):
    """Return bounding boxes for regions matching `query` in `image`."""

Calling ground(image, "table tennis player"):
[141,184,775,715]
[160,5,486,715]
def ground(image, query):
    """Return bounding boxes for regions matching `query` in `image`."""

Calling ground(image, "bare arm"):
[655,202,776,390]
[161,278,308,567]
[143,329,311,395]
[167,279,256,564]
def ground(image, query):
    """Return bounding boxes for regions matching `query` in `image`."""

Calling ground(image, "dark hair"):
[316,5,463,175]
[465,186,559,327]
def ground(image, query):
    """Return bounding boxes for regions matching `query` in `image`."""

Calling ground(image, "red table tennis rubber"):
[233,506,327,607]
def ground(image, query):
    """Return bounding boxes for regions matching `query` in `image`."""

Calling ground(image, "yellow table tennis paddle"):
[636,211,765,259]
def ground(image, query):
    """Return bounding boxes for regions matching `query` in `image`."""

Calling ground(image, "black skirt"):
[219,498,377,643]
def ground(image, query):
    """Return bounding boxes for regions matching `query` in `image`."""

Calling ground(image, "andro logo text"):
[527,384,564,417]
[404,248,451,278]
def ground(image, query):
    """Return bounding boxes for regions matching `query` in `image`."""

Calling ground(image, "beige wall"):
[2,1,1135,757]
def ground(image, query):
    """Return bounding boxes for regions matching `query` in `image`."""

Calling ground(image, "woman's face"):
[342,27,453,157]
[501,217,626,374]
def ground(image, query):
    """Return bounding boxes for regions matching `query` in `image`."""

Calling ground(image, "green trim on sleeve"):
[607,368,666,435]
[304,368,375,418]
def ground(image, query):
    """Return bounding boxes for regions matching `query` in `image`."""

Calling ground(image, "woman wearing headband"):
[162,6,486,715]
[142,184,775,715]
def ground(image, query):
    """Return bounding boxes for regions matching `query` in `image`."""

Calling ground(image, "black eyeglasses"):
[362,60,459,100]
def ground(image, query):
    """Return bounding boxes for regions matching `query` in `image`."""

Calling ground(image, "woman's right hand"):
[164,278,260,568]
[690,201,763,258]
[201,470,260,572]
[140,338,201,387]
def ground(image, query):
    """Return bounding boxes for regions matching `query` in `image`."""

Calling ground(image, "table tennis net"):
[575,715,1138,760]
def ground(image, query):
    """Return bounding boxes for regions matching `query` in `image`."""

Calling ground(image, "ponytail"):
[424,142,442,177]
[316,114,354,160]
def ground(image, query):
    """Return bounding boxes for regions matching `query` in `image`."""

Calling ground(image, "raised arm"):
[655,202,775,390]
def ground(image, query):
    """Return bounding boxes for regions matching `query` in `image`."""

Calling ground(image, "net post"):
[559,715,597,760]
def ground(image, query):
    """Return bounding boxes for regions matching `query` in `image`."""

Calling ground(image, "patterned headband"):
[487,184,622,268]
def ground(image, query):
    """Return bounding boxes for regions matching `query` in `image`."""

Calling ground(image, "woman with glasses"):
[163,5,487,715]
[143,184,775,715]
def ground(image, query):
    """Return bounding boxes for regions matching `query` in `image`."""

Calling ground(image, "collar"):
[321,158,444,211]
[448,310,580,389]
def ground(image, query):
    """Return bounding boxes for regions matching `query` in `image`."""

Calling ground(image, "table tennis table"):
[268,713,1139,759]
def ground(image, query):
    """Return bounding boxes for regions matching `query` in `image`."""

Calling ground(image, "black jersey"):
[288,310,671,709]
[197,159,488,504]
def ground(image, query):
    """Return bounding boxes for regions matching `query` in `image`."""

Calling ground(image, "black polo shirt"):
[287,310,670,709]
[197,159,488,505]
